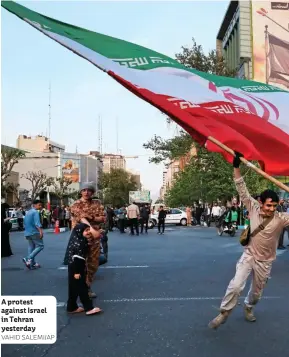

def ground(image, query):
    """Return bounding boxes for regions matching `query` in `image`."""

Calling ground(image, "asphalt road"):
[1,225,289,357]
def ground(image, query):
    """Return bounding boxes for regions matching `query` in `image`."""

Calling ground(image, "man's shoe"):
[32,263,41,269]
[208,311,231,329]
[244,306,256,322]
[22,258,32,270]
[277,246,286,250]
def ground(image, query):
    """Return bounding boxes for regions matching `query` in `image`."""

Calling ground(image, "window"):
[171,209,181,214]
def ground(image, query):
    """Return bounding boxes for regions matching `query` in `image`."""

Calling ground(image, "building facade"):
[217,1,289,89]
[13,151,103,205]
[127,169,141,190]
[217,1,252,79]
[17,135,65,153]
[4,171,20,206]
[102,154,126,173]
[160,146,197,200]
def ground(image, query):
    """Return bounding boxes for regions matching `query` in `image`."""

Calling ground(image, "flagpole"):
[263,14,289,34]
[265,25,269,84]
[207,136,289,193]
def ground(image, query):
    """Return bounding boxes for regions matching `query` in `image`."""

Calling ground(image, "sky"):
[1,0,229,200]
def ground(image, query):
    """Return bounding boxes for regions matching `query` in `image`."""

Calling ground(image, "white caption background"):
[0,296,57,344]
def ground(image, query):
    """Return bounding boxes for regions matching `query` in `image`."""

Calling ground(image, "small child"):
[65,223,103,315]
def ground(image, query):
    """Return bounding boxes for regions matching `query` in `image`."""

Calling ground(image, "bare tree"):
[22,171,54,201]
[52,177,76,205]
[1,146,25,197]
[5,183,22,206]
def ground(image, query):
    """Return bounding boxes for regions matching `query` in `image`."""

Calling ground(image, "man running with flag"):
[208,153,289,330]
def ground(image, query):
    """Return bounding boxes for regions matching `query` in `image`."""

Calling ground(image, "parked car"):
[8,208,19,231]
[150,208,193,227]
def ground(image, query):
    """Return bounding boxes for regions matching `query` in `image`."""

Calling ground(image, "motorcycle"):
[218,222,238,237]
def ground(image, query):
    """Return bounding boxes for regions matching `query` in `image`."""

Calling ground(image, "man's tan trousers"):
[220,251,272,311]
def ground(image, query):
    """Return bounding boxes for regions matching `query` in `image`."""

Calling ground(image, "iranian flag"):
[3,1,289,175]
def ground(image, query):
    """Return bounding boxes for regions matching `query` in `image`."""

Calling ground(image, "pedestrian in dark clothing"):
[106,207,115,232]
[158,206,166,234]
[195,204,203,225]
[1,202,13,257]
[277,199,288,250]
[64,223,103,316]
[59,205,66,228]
[140,204,150,234]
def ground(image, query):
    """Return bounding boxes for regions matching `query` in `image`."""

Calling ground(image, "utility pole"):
[98,115,103,154]
[48,82,51,139]
[100,116,103,155]
[265,25,269,84]
[116,116,119,154]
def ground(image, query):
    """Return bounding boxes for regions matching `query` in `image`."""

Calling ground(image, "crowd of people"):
[2,158,289,324]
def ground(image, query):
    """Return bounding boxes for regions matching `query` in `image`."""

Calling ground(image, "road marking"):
[58,265,149,270]
[100,296,281,303]
[57,302,66,307]
[222,243,239,248]
[220,246,287,256]
[101,265,149,269]
[56,296,281,307]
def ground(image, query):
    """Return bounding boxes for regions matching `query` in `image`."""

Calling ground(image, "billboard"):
[61,158,79,183]
[251,2,289,90]
[129,190,151,203]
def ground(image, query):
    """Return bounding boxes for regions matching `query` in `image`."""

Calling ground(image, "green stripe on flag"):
[2,0,287,93]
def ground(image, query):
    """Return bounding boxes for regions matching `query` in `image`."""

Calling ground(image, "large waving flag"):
[2,1,289,175]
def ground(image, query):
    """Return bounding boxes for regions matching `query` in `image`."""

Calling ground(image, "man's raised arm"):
[233,153,257,212]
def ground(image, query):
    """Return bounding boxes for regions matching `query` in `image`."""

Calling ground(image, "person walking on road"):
[205,204,212,227]
[16,207,24,231]
[195,204,203,226]
[70,182,105,298]
[65,223,103,316]
[22,200,44,269]
[1,201,13,258]
[158,206,166,234]
[106,206,115,232]
[186,206,192,226]
[211,202,221,224]
[65,206,71,230]
[127,202,140,236]
[140,203,150,234]
[277,199,288,250]
[118,206,127,233]
[209,153,289,330]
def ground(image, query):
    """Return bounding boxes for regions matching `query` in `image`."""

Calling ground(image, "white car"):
[8,208,19,231]
[150,208,188,226]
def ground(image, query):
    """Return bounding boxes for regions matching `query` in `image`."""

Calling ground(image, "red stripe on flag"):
[108,70,289,176]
